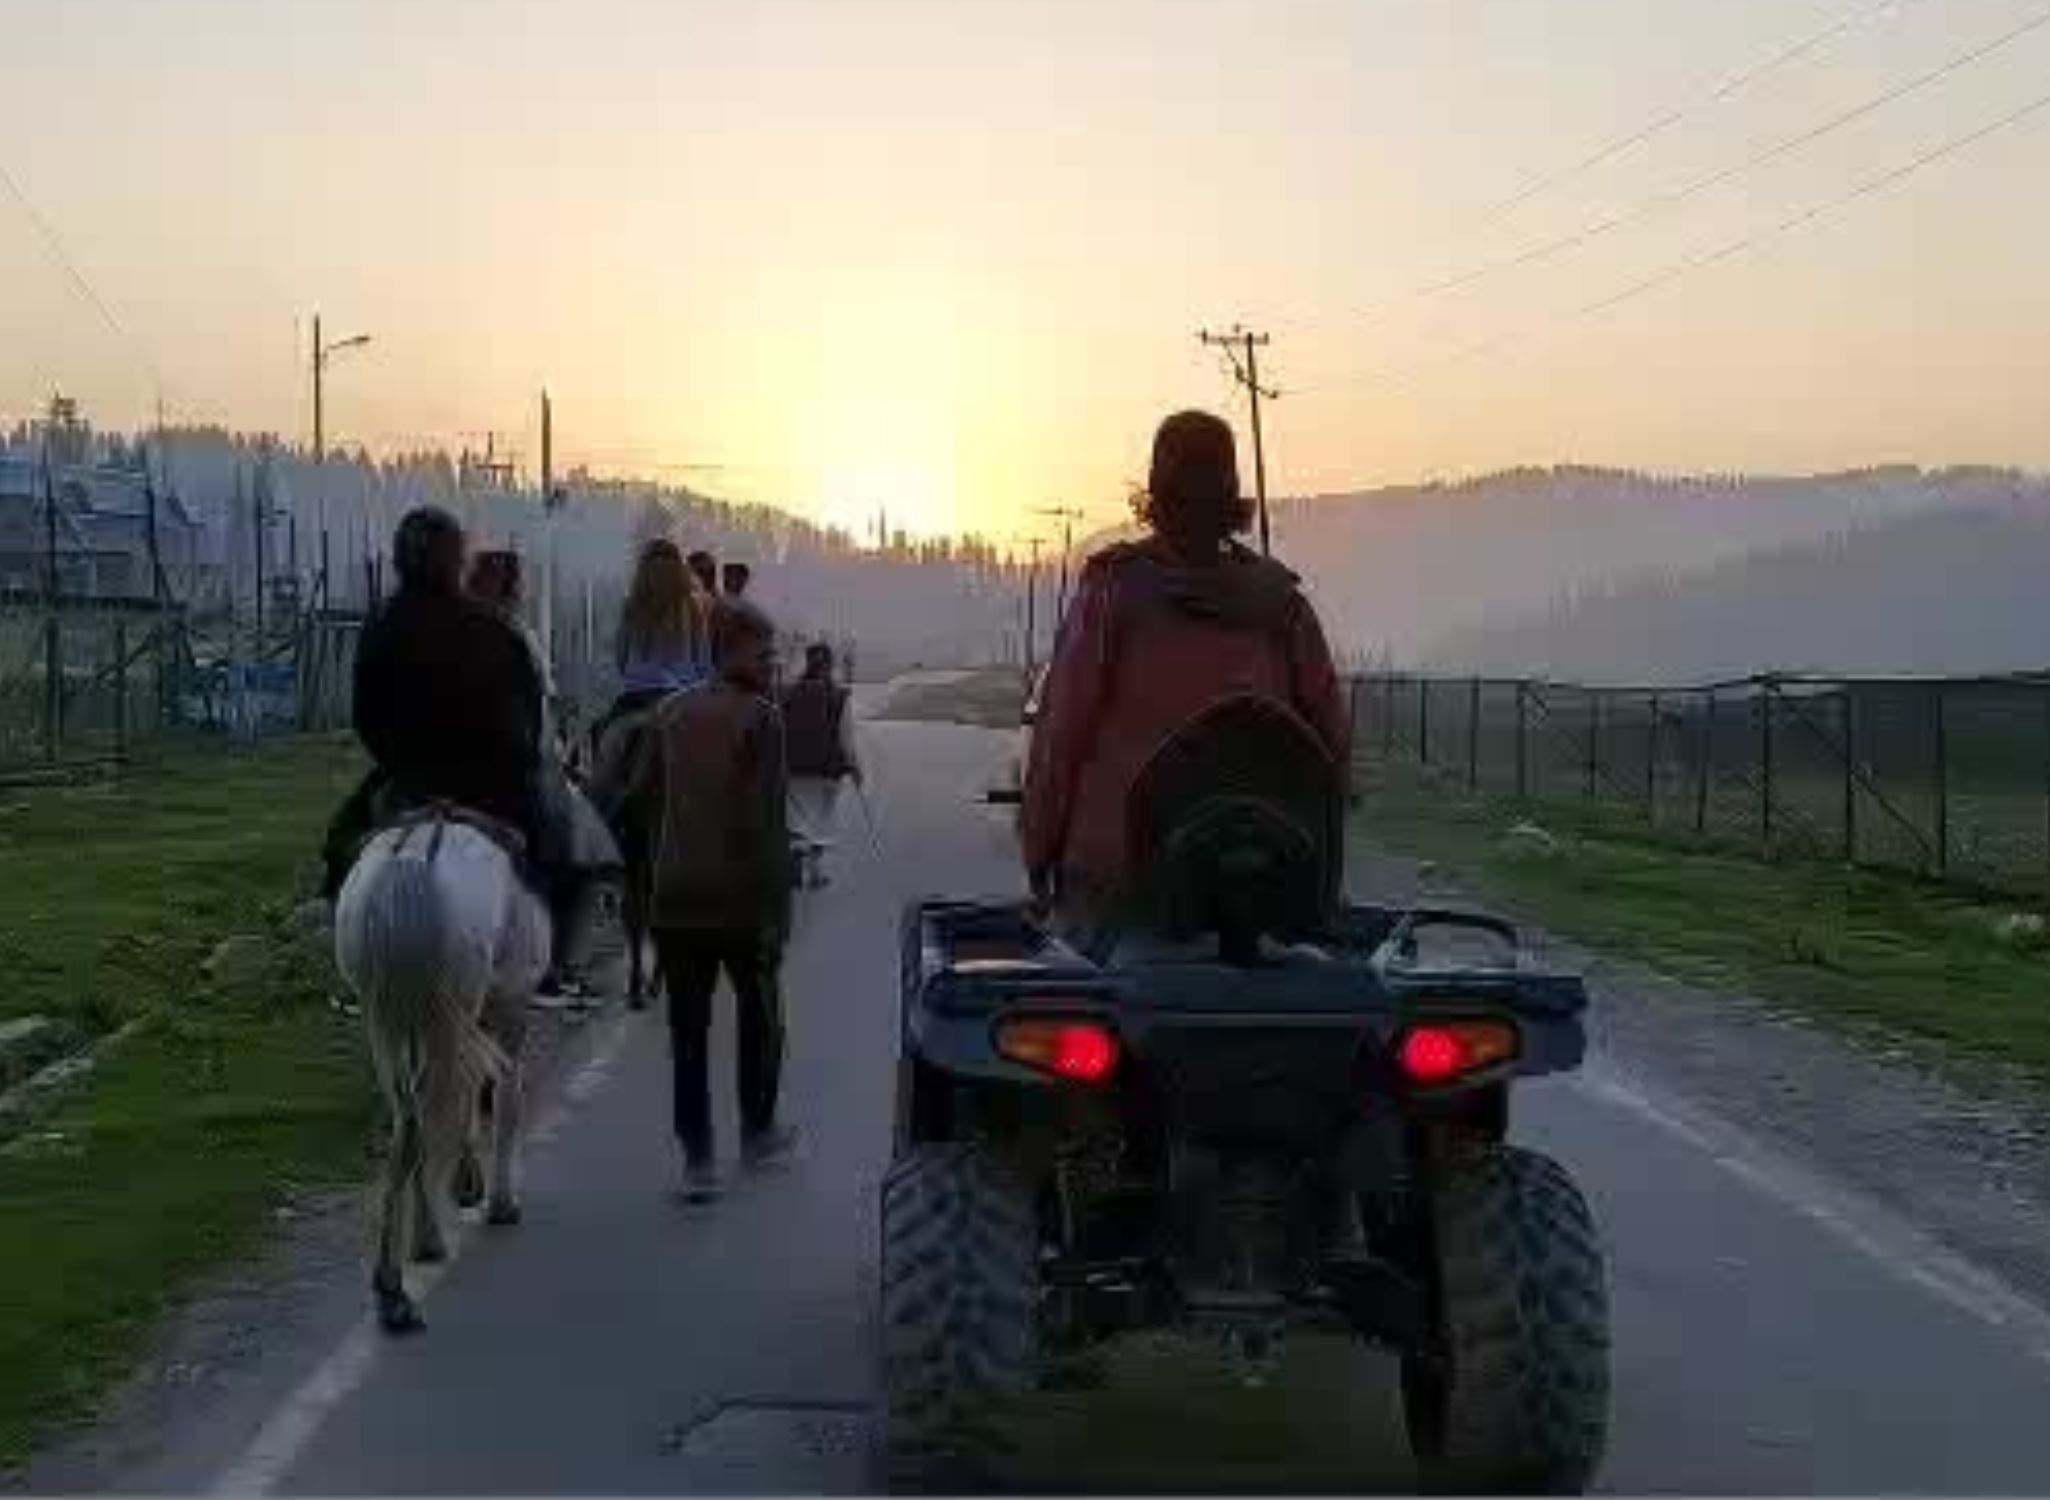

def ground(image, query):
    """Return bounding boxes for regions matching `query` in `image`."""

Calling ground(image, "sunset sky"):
[4,0,2048,539]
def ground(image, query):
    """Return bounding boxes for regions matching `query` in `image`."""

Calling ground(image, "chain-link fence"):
[1351,671,2050,895]
[0,593,365,780]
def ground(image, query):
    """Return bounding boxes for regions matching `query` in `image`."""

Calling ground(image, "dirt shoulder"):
[1345,798,2050,1313]
[868,667,1026,731]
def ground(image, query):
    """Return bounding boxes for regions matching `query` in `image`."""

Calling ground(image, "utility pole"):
[251,463,266,654]
[311,313,321,461]
[539,389,558,660]
[1034,505,1084,620]
[1016,536,1046,682]
[39,416,60,762]
[1198,325,1278,555]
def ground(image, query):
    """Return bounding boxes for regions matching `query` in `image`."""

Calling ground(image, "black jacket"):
[352,587,544,833]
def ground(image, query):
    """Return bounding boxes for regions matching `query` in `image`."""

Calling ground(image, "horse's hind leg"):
[481,990,529,1226]
[624,856,651,1009]
[373,1109,427,1333]
[411,1067,466,1263]
[411,1174,451,1263]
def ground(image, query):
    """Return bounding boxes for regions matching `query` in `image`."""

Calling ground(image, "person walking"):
[603,601,796,1201]
[686,548,719,599]
[780,642,860,888]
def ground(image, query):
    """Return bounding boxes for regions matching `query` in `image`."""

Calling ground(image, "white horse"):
[334,807,550,1334]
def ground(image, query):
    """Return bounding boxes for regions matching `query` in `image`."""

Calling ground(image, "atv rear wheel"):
[880,1143,1041,1490]
[1405,1144,1609,1494]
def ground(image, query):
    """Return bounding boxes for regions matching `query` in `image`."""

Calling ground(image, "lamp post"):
[311,315,372,461]
[310,315,372,608]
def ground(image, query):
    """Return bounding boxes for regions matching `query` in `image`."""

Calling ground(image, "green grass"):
[1352,768,2050,1080]
[0,736,375,1473]
[0,736,363,1029]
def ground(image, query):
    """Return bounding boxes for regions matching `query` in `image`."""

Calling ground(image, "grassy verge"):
[0,736,374,1472]
[1351,767,2050,1080]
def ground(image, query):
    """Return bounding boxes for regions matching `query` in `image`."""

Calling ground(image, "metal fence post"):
[1418,678,1432,766]
[152,612,168,734]
[1515,681,1530,800]
[1646,692,1660,820]
[1585,692,1600,800]
[1759,677,1775,847]
[113,619,129,760]
[1383,675,1396,760]
[42,610,61,765]
[1696,688,1713,835]
[1841,686,1857,864]
[1467,677,1482,792]
[1933,682,1949,876]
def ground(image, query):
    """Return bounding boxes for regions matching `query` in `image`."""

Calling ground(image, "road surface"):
[191,716,2050,1493]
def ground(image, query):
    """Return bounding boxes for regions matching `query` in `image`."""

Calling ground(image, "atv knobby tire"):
[880,1143,1041,1490]
[1407,1144,1609,1494]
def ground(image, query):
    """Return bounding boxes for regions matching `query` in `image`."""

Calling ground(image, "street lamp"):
[311,314,373,460]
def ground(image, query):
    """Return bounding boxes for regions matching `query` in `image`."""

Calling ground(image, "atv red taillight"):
[1397,1020,1519,1086]
[996,1018,1120,1085]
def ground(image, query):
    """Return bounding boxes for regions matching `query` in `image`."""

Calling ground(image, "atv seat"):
[1124,695,1344,966]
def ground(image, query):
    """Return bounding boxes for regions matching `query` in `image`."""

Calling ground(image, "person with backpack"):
[1018,410,1350,954]
[780,642,861,887]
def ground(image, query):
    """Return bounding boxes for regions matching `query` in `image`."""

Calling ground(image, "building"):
[0,452,204,600]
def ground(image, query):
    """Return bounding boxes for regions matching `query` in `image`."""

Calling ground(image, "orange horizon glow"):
[4,0,2049,541]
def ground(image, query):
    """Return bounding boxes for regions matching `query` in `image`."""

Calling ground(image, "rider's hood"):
[1102,539,1304,632]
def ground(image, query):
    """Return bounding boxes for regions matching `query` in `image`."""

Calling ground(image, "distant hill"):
[1421,500,2050,683]
[1076,465,2022,666]
[1253,465,2036,667]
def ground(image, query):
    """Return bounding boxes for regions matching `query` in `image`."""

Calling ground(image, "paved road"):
[210,717,2050,1494]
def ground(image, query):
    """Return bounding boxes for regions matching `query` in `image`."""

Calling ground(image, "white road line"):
[1571,1065,2050,1368]
[208,1011,637,1497]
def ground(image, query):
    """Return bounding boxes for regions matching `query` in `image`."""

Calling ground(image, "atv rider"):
[1019,409,1350,955]
[321,507,568,917]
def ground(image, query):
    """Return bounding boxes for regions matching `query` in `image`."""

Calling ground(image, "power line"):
[1292,83,2050,398]
[0,154,168,402]
[1465,0,1902,232]
[1290,3,2050,339]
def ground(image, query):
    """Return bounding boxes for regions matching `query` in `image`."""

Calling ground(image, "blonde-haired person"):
[594,539,711,746]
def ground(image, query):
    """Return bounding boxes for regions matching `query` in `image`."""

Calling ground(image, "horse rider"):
[1018,409,1351,958]
[322,508,571,926]
[465,547,621,999]
[590,538,712,755]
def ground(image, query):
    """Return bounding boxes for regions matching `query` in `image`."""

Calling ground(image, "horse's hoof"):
[412,1239,450,1265]
[376,1288,426,1335]
[452,1154,485,1209]
[486,1200,524,1228]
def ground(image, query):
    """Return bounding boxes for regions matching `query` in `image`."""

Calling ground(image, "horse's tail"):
[340,832,512,1154]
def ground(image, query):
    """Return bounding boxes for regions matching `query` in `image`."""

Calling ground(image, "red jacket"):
[1020,539,1350,895]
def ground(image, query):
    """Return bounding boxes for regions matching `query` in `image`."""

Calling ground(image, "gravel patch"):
[1350,840,2050,1311]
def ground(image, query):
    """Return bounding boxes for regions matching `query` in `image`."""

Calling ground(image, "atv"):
[879,699,1610,1492]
